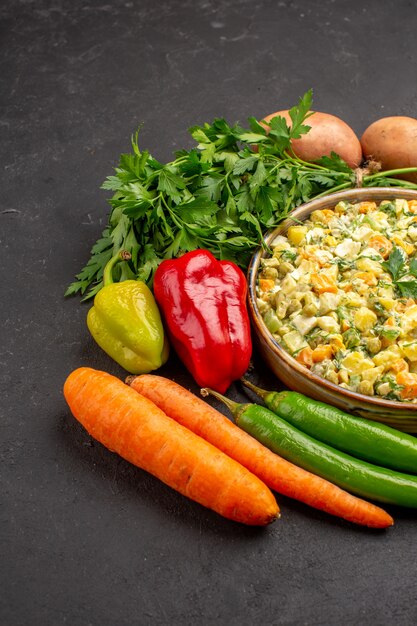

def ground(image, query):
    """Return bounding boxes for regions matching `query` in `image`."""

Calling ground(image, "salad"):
[257,198,417,402]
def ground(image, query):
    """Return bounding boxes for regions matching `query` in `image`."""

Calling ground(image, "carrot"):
[358,201,377,214]
[396,371,417,400]
[296,346,313,367]
[311,272,338,294]
[312,344,333,362]
[389,359,409,374]
[340,319,351,332]
[354,271,378,286]
[259,278,275,292]
[368,234,393,259]
[63,367,279,526]
[127,374,394,528]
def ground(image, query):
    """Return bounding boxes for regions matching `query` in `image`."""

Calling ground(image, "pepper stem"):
[200,388,247,422]
[240,378,269,401]
[103,250,132,287]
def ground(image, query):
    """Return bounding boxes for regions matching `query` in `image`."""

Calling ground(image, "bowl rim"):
[248,186,417,411]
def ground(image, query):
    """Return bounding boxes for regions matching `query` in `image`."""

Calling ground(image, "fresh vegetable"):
[86,251,169,374]
[63,367,279,526]
[153,249,252,393]
[361,116,417,183]
[242,380,417,474]
[261,110,363,168]
[126,374,393,527]
[65,90,417,299]
[203,387,417,510]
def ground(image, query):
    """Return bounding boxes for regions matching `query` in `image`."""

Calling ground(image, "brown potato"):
[361,116,417,183]
[261,110,363,169]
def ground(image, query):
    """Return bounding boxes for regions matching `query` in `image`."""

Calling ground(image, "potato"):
[360,116,417,183]
[261,110,363,168]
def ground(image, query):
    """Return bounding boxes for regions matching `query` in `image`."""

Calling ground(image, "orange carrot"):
[127,374,394,529]
[396,371,417,400]
[368,234,393,259]
[358,201,377,214]
[312,344,333,362]
[259,278,275,292]
[354,271,378,286]
[311,272,338,294]
[390,359,409,374]
[64,367,279,526]
[296,346,313,367]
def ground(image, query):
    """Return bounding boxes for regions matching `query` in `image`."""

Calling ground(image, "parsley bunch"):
[66,90,417,299]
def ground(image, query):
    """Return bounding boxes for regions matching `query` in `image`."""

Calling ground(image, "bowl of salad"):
[248,187,417,432]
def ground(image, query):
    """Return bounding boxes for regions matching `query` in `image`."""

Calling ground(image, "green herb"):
[342,328,361,349]
[367,293,389,317]
[280,249,297,262]
[332,257,355,271]
[382,246,417,298]
[375,326,401,340]
[336,305,352,321]
[66,90,417,299]
[382,246,407,281]
[396,280,417,299]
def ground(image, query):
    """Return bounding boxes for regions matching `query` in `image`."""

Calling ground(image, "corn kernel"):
[310,209,334,224]
[341,352,375,374]
[391,235,414,256]
[401,341,417,361]
[324,235,337,247]
[353,307,377,332]
[356,257,384,276]
[361,365,384,385]
[287,225,308,246]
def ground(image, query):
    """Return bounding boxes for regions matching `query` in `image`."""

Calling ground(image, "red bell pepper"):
[153,249,252,393]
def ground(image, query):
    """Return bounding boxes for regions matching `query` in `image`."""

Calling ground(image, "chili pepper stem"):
[103,250,132,286]
[240,378,269,400]
[200,388,247,422]
[241,378,288,405]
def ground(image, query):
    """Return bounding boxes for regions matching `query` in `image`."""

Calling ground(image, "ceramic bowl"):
[247,187,417,432]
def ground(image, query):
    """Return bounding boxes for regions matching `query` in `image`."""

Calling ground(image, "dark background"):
[2,1,417,624]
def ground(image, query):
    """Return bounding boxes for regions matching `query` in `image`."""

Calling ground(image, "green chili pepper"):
[87,251,169,374]
[203,388,417,508]
[241,380,417,475]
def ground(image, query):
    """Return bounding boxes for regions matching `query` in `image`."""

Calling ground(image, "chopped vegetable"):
[127,373,393,527]
[153,249,252,393]
[257,198,417,401]
[86,251,169,373]
[242,380,417,474]
[63,367,279,526]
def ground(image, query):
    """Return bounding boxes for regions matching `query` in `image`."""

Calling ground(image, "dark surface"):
[2,1,417,624]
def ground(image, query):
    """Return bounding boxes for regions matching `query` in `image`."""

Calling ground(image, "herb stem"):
[283,150,329,171]
[365,167,417,180]
[313,182,352,198]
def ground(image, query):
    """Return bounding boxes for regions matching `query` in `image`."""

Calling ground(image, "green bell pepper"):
[87,251,169,373]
